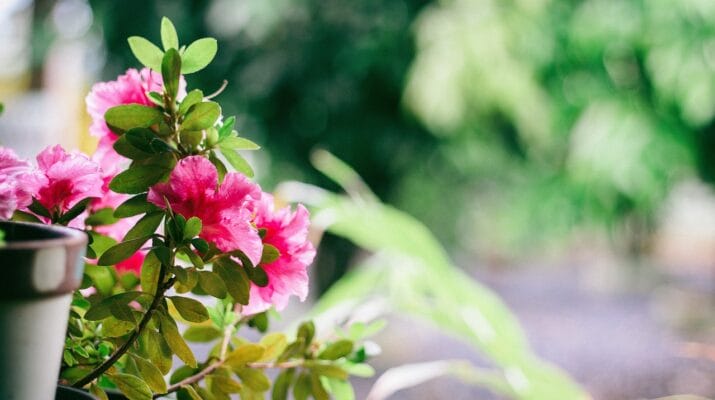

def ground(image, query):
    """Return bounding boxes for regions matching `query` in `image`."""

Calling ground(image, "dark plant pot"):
[0,221,87,400]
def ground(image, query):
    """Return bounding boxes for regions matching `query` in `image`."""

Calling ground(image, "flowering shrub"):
[1,18,373,400]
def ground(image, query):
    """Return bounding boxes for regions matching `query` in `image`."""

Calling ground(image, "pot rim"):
[0,221,87,250]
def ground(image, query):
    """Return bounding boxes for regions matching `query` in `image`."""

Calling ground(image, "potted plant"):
[0,17,374,400]
[0,221,87,400]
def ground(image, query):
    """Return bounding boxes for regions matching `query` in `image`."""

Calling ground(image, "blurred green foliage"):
[80,0,715,268]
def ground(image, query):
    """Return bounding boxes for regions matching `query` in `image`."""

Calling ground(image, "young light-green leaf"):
[181,38,217,74]
[219,147,254,177]
[183,216,202,240]
[160,17,179,50]
[128,36,164,71]
[220,136,260,150]
[225,344,265,368]
[169,296,209,322]
[178,89,203,115]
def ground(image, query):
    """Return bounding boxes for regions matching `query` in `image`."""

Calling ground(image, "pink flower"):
[148,156,263,264]
[0,147,45,219]
[32,145,104,221]
[242,193,315,315]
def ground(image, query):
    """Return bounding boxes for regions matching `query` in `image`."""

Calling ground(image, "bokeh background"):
[2,0,715,399]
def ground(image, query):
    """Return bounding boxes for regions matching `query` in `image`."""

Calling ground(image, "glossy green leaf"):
[170,296,209,322]
[105,104,163,134]
[58,197,93,224]
[128,36,164,71]
[83,263,115,295]
[160,17,179,50]
[183,216,202,240]
[140,250,161,295]
[28,199,50,218]
[125,211,163,241]
[181,37,218,74]
[208,375,243,394]
[109,154,176,194]
[85,208,119,226]
[109,373,152,400]
[181,101,220,131]
[217,116,235,139]
[113,135,154,160]
[97,237,148,266]
[101,316,135,337]
[140,329,173,375]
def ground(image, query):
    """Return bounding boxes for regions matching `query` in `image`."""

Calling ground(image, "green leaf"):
[179,89,203,115]
[181,101,221,131]
[192,237,210,254]
[28,198,51,218]
[170,296,209,322]
[158,312,197,367]
[101,316,135,337]
[220,136,260,150]
[217,116,235,139]
[271,369,294,400]
[326,378,355,400]
[318,340,354,361]
[113,135,154,160]
[140,251,161,295]
[125,128,160,154]
[115,194,159,218]
[208,375,243,394]
[97,237,148,266]
[213,258,250,305]
[219,147,254,177]
[340,362,375,378]
[128,36,164,71]
[162,48,182,100]
[84,291,142,320]
[235,368,270,392]
[183,216,202,240]
[293,373,311,400]
[258,333,288,362]
[84,263,115,295]
[305,361,349,380]
[310,372,329,400]
[85,208,119,226]
[297,321,315,347]
[109,154,176,194]
[208,151,228,182]
[225,344,264,368]
[140,329,173,375]
[183,325,222,342]
[161,17,179,50]
[58,197,93,224]
[131,354,168,393]
[105,104,163,134]
[197,270,227,299]
[278,339,305,362]
[109,373,153,400]
[170,365,198,385]
[260,244,280,264]
[243,265,268,287]
[125,211,164,241]
[181,38,218,74]
[180,385,202,400]
[89,383,110,400]
[11,209,42,223]
[180,247,204,269]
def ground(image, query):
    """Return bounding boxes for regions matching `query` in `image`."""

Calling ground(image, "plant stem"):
[157,359,304,398]
[72,260,173,388]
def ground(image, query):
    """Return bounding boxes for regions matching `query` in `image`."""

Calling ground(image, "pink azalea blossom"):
[148,156,263,264]
[242,193,315,315]
[31,145,104,222]
[0,147,45,219]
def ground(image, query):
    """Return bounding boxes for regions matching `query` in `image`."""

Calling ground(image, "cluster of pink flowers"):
[0,67,315,313]
[149,156,315,313]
